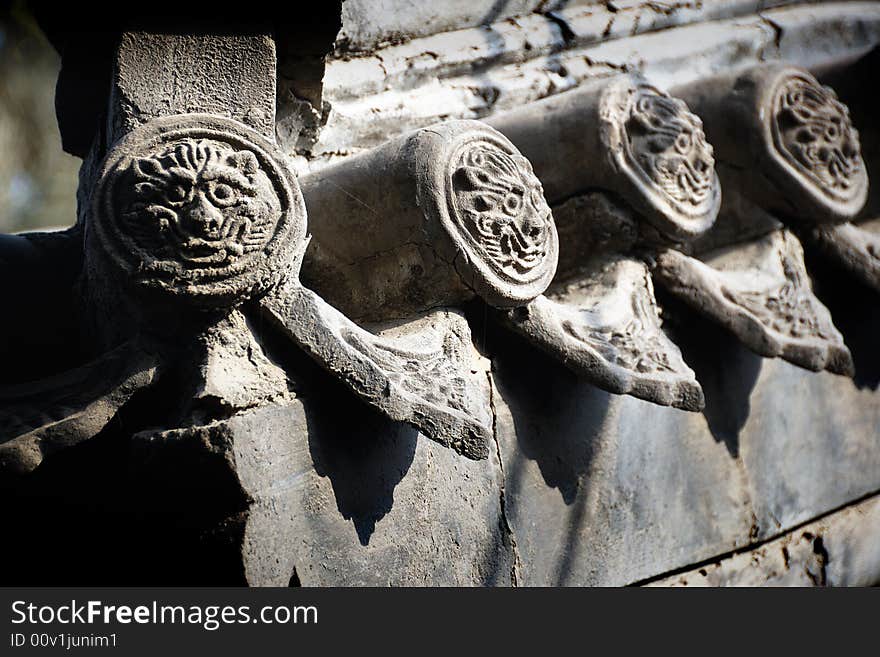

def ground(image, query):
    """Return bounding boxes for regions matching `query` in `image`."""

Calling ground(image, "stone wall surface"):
[649,494,880,586]
[1,1,879,587]
[228,0,880,584]
[489,299,880,585]
[281,1,880,173]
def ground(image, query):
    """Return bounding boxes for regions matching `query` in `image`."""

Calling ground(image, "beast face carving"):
[124,139,280,266]
[601,78,720,240]
[626,90,716,211]
[450,143,554,283]
[772,74,864,204]
[92,114,305,307]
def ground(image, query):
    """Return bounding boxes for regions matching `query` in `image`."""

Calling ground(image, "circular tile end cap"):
[600,75,722,242]
[91,113,307,308]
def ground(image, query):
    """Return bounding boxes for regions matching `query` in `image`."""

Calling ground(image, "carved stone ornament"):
[502,256,704,411]
[600,77,721,241]
[297,120,559,321]
[421,122,559,307]
[810,219,880,292]
[90,113,307,308]
[653,229,853,375]
[260,281,492,460]
[85,113,503,461]
[759,68,868,223]
[0,343,159,476]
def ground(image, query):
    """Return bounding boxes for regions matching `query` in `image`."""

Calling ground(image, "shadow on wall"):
[804,243,880,391]
[812,49,880,390]
[307,405,419,547]
[499,363,607,584]
[476,304,611,506]
[270,328,419,547]
[473,302,609,586]
[0,377,251,586]
[477,297,763,586]
[657,287,763,460]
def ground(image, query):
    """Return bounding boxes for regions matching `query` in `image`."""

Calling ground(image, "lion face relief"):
[123,139,281,267]
[92,115,306,307]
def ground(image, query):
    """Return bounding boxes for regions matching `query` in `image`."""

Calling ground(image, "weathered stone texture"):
[3,1,880,589]
[501,256,704,411]
[654,231,853,375]
[112,33,277,140]
[738,362,880,536]
[649,494,880,586]
[260,284,494,459]
[133,395,513,586]
[0,343,159,476]
[297,120,559,321]
[488,296,880,585]
[810,219,880,292]
[490,334,752,586]
[288,2,880,173]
